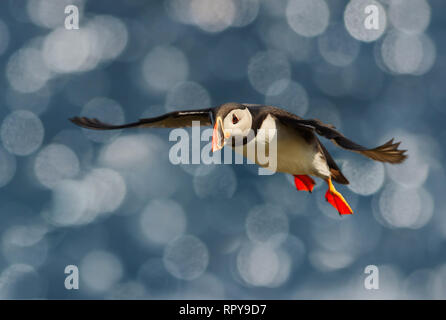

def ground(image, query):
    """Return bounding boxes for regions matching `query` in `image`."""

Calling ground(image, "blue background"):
[0,0,445,299]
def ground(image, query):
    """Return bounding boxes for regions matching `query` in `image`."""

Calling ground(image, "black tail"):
[318,139,349,185]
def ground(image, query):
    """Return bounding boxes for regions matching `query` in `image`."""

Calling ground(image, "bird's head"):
[212,103,253,152]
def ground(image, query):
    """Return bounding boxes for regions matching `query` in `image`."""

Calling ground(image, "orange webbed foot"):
[294,175,316,193]
[325,178,353,215]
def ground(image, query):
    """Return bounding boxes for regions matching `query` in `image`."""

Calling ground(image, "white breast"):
[233,114,330,178]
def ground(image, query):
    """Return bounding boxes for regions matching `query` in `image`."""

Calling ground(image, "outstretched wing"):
[272,109,407,164]
[70,109,213,130]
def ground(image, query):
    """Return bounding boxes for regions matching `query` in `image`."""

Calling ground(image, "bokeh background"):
[0,0,445,299]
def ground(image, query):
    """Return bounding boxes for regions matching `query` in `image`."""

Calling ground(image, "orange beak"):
[212,117,227,152]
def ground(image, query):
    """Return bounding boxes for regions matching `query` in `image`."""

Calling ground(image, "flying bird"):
[70,102,407,216]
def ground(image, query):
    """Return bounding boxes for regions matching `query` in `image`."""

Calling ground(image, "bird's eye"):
[232,113,239,124]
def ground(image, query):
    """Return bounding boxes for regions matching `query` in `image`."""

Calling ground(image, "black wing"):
[70,109,213,130]
[271,108,407,164]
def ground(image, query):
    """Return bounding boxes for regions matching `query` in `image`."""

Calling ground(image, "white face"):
[222,108,252,139]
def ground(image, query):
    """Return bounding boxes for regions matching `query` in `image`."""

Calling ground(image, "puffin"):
[70,102,407,215]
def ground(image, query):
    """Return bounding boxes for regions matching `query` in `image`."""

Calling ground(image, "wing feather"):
[271,108,407,164]
[70,109,213,130]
